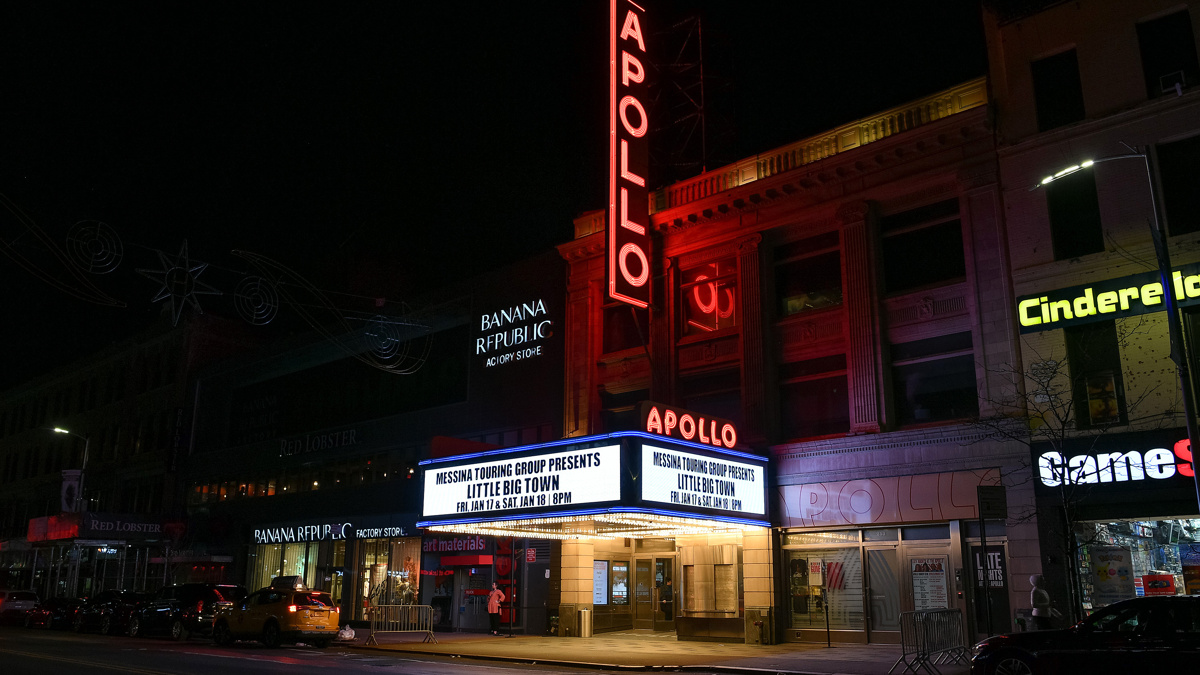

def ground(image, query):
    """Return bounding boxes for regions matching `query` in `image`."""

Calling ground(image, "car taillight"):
[196,600,205,613]
[335,607,340,614]
[288,605,298,613]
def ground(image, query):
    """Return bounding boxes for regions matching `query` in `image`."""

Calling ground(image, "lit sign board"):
[1037,439,1194,487]
[1015,263,1200,333]
[608,0,651,308]
[641,444,765,515]
[476,298,553,368]
[422,445,621,517]
[640,401,738,449]
[254,521,352,545]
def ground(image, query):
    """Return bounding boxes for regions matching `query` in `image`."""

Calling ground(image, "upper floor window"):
[891,332,978,425]
[1046,169,1104,260]
[603,304,648,353]
[681,258,737,336]
[880,199,965,294]
[1158,134,1200,237]
[775,231,842,318]
[1065,320,1126,429]
[678,368,743,429]
[1137,9,1200,98]
[1031,49,1086,131]
[779,354,849,440]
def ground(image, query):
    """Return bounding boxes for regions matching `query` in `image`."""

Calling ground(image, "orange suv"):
[212,577,339,648]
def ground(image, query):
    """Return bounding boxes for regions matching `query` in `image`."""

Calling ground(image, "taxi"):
[212,576,339,648]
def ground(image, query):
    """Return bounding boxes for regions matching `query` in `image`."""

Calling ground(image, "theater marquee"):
[417,432,769,540]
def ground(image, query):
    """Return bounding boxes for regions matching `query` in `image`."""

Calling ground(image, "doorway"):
[632,556,675,630]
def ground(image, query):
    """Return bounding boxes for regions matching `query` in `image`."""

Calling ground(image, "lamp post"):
[1036,148,1200,513]
[53,427,90,513]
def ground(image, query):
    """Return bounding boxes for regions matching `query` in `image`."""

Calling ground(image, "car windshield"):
[294,593,333,607]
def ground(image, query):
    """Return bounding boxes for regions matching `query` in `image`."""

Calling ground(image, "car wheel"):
[100,615,112,635]
[73,614,85,632]
[170,619,186,641]
[127,616,140,638]
[994,654,1035,675]
[23,614,33,629]
[212,621,233,647]
[261,621,281,648]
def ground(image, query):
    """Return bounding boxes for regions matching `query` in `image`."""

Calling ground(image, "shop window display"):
[1075,519,1200,611]
[358,537,421,620]
[787,548,864,630]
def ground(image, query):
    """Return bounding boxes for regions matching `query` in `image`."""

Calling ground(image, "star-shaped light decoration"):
[136,240,222,326]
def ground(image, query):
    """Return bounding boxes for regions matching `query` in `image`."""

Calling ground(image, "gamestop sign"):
[422,445,621,517]
[608,0,651,308]
[1030,430,1197,509]
[1037,440,1194,487]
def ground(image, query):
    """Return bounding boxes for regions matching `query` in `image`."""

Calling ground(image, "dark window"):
[775,232,842,318]
[1137,10,1200,98]
[1158,134,1200,236]
[600,388,647,433]
[678,369,743,429]
[1046,169,1104,260]
[603,304,648,354]
[1065,320,1127,429]
[680,258,738,336]
[880,199,965,293]
[1031,49,1086,131]
[891,332,977,425]
[779,355,849,439]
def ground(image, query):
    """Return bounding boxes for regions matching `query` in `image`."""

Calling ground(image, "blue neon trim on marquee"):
[417,505,769,530]
[418,430,766,466]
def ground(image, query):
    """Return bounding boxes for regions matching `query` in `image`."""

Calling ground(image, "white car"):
[0,591,40,623]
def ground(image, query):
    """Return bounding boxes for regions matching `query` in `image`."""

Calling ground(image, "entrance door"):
[865,546,901,644]
[632,557,674,630]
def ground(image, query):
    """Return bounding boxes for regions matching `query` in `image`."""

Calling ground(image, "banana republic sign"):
[1016,262,1200,333]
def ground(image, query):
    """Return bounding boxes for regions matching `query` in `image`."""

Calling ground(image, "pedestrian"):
[1030,574,1052,630]
[659,579,674,621]
[487,582,505,635]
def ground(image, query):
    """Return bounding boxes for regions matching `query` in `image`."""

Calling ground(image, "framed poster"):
[910,556,949,610]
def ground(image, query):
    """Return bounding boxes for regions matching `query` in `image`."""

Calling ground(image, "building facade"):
[985,0,1200,619]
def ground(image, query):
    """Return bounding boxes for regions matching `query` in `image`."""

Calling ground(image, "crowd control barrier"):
[364,604,438,645]
[888,608,970,675]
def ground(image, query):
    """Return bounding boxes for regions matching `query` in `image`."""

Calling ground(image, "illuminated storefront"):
[419,431,770,640]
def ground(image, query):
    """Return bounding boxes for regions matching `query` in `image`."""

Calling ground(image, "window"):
[1031,49,1086,131]
[677,369,743,429]
[880,199,964,294]
[1137,10,1200,98]
[680,258,737,336]
[891,332,978,425]
[1065,320,1126,429]
[775,231,842,318]
[603,304,648,353]
[1158,134,1200,236]
[1046,168,1104,260]
[779,355,849,439]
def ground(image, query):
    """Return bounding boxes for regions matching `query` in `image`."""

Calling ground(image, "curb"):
[348,643,823,675]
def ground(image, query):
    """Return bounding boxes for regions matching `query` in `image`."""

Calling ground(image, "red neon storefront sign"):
[608,0,650,308]
[640,401,738,449]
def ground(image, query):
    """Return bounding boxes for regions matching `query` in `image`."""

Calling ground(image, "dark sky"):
[0,1,986,389]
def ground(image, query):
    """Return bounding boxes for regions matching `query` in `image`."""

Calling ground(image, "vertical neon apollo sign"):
[608,0,651,308]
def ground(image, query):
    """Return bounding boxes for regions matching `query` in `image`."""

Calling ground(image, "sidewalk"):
[349,628,971,675]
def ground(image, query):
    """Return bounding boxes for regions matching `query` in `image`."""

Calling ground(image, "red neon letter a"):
[620,11,645,52]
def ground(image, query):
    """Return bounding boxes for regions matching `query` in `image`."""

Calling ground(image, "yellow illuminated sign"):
[1017,265,1200,333]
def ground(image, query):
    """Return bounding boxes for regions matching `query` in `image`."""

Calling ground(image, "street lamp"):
[53,427,90,513]
[1035,147,1200,513]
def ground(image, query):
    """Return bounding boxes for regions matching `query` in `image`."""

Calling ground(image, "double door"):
[632,556,675,630]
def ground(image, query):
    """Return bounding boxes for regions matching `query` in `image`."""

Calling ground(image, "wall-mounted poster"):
[593,560,609,605]
[911,557,949,610]
[612,561,629,605]
[1091,546,1136,606]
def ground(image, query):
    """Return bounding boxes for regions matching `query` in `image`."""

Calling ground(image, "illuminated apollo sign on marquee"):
[640,401,738,449]
[608,0,651,308]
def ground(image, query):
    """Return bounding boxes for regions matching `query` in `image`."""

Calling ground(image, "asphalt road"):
[0,625,607,674]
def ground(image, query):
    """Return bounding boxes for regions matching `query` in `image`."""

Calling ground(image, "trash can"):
[577,608,593,638]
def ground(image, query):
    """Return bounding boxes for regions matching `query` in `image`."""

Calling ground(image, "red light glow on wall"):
[608,0,650,309]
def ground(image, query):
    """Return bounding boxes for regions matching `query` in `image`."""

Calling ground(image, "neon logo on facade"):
[608,0,651,308]
[1037,439,1195,487]
[641,401,738,449]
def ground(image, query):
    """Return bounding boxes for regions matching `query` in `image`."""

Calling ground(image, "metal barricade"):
[364,604,438,645]
[888,609,969,675]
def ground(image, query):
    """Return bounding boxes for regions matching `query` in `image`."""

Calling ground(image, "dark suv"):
[128,583,248,640]
[73,590,153,635]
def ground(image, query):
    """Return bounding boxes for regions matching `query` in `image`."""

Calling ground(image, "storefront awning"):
[417,431,770,539]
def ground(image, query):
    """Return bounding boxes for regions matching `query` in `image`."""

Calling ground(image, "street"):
[0,626,616,675]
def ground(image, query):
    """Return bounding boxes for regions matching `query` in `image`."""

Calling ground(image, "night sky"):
[0,1,987,389]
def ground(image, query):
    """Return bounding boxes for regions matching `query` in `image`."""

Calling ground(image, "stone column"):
[840,201,883,432]
[558,539,595,636]
[742,528,776,644]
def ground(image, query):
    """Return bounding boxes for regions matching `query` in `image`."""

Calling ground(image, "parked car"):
[73,590,153,635]
[25,597,84,629]
[128,583,248,640]
[0,591,40,624]
[971,596,1200,674]
[212,576,339,648]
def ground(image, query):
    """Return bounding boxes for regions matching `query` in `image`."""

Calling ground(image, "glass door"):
[632,557,675,630]
[633,558,654,627]
[865,547,901,644]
